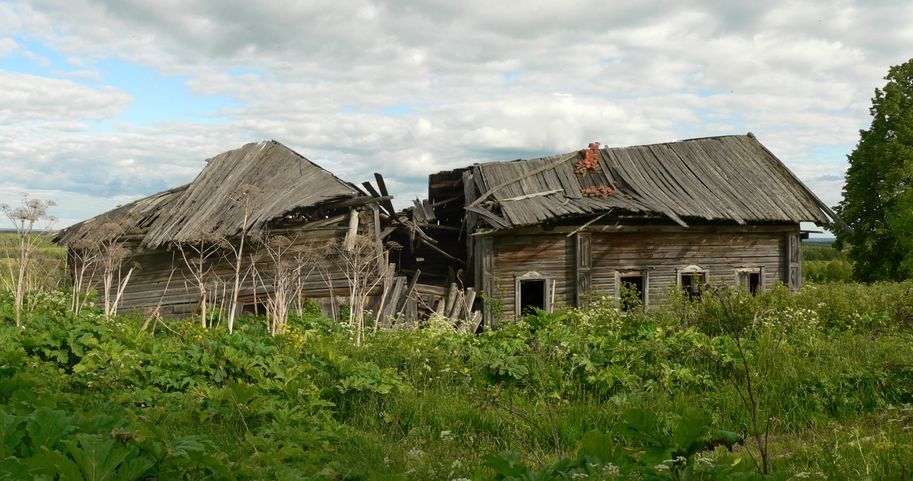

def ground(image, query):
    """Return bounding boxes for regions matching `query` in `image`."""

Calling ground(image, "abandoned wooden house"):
[55,133,844,329]
[416,134,845,324]
[55,140,399,319]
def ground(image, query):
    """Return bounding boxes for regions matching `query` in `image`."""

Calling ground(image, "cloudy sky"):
[0,0,910,230]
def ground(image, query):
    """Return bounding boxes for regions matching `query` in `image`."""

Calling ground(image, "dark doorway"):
[519,279,547,315]
[619,273,645,311]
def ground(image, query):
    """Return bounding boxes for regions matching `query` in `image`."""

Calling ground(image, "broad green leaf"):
[26,409,75,452]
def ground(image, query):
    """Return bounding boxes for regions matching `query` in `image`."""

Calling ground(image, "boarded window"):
[618,272,646,311]
[518,279,547,316]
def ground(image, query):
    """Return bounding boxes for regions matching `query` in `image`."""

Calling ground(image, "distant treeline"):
[803,240,853,283]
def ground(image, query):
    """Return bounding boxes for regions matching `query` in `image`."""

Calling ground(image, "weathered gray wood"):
[500,189,563,202]
[463,288,477,319]
[405,296,418,322]
[397,270,421,316]
[344,209,359,251]
[786,231,802,291]
[476,236,494,327]
[575,232,592,308]
[488,227,791,319]
[381,277,405,320]
[448,290,464,320]
[444,283,458,315]
[450,135,838,234]
[373,173,397,218]
[372,205,386,274]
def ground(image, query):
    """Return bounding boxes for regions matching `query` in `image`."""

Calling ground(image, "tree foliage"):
[836,59,913,281]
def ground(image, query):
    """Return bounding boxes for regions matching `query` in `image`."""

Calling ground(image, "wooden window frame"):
[676,264,709,301]
[615,269,649,309]
[735,267,764,295]
[514,271,552,315]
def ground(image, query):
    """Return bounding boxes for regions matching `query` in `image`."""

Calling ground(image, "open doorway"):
[518,278,547,316]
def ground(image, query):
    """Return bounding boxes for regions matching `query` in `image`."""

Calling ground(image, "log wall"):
[485,224,799,319]
[77,210,383,319]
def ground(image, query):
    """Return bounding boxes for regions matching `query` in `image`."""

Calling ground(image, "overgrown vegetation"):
[0,279,911,480]
[835,57,913,281]
[803,241,853,284]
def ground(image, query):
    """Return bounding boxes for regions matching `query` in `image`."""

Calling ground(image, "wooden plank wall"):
[487,224,796,319]
[589,228,788,306]
[82,211,378,319]
[489,234,575,320]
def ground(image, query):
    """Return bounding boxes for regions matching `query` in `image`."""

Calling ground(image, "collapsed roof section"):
[57,140,366,247]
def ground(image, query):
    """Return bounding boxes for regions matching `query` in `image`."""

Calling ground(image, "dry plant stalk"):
[175,236,220,328]
[1,195,57,327]
[323,234,388,347]
[222,183,262,334]
[95,222,135,317]
[256,234,318,336]
[69,242,100,316]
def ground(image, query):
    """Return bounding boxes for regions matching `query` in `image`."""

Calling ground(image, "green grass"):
[0,282,912,479]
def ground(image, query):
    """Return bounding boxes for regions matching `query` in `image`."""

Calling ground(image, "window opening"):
[619,273,645,311]
[738,269,762,295]
[680,271,706,301]
[518,279,547,316]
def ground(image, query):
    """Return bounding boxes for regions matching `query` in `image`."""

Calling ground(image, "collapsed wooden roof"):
[57,140,365,247]
[459,134,843,231]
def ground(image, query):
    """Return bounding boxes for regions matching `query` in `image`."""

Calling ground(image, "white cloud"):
[0,0,909,228]
[0,37,18,57]
[0,70,131,122]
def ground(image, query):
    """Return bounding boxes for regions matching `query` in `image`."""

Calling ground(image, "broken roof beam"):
[465,205,511,229]
[500,189,563,202]
[319,194,393,210]
[373,173,398,219]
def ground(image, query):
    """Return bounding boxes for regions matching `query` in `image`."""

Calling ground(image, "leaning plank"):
[412,199,427,223]
[464,205,510,229]
[373,173,398,217]
[444,283,459,315]
[383,277,405,320]
[448,290,464,320]
[462,288,477,320]
[396,270,421,316]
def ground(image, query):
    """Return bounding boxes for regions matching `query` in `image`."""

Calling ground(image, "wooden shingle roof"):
[57,140,363,247]
[466,134,841,230]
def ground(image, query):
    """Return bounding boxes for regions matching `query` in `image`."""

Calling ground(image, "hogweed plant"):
[94,221,136,318]
[1,195,56,327]
[255,233,318,336]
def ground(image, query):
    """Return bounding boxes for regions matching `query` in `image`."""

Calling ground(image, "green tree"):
[836,59,913,281]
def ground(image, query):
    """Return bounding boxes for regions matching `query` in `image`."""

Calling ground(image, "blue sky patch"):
[380,102,414,116]
[0,36,241,127]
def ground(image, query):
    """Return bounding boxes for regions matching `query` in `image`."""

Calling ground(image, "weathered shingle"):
[56,140,362,247]
[467,134,840,229]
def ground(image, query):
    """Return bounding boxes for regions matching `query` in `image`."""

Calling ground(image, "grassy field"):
[0,281,912,480]
[2,232,909,480]
[0,232,67,291]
